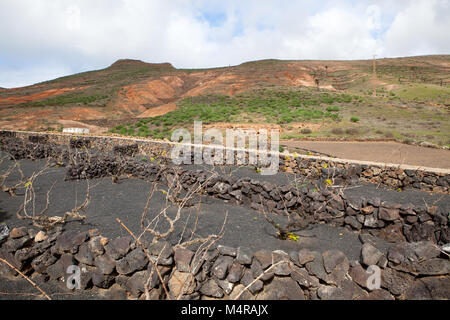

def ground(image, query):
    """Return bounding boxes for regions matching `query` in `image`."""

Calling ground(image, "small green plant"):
[350,116,359,123]
[279,146,284,153]
[326,106,340,112]
[331,128,344,135]
[345,128,360,135]
[287,232,299,242]
[300,128,312,134]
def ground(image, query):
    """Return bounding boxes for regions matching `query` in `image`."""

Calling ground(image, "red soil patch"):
[115,76,185,115]
[0,87,88,105]
[183,73,240,97]
[61,107,106,121]
[137,103,177,118]
[11,109,53,120]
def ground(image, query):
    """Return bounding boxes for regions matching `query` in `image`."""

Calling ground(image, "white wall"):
[62,128,90,134]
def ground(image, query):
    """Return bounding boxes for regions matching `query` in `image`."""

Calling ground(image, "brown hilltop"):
[109,59,175,70]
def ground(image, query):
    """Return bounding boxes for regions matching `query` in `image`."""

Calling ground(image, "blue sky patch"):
[199,10,227,27]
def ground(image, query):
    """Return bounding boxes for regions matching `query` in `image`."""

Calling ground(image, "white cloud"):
[0,64,72,89]
[0,0,448,88]
[384,0,450,57]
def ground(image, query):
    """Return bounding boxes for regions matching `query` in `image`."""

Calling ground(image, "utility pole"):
[373,54,377,79]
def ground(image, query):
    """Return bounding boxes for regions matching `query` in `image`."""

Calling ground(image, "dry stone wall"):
[0,225,448,300]
[1,130,448,194]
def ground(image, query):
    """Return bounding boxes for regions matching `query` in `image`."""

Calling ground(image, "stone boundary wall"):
[1,130,449,194]
[0,135,448,245]
[0,225,448,300]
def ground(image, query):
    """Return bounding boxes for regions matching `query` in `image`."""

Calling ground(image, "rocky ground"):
[0,148,449,300]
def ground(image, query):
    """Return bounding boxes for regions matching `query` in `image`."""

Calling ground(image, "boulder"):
[229,284,254,300]
[298,249,315,265]
[345,216,362,230]
[361,243,384,266]
[236,247,253,265]
[357,289,394,300]
[322,250,349,286]
[405,276,450,300]
[256,277,305,300]
[378,207,400,221]
[253,250,272,269]
[290,265,320,288]
[272,250,291,276]
[94,254,116,275]
[31,251,58,274]
[251,259,274,281]
[34,231,48,243]
[305,252,328,282]
[227,263,244,283]
[105,236,132,260]
[240,269,263,294]
[215,278,234,295]
[100,283,128,300]
[9,227,28,239]
[46,254,76,280]
[147,241,173,259]
[348,264,371,290]
[4,236,33,252]
[116,248,148,275]
[92,271,115,289]
[74,243,95,266]
[88,236,107,256]
[211,255,234,280]
[318,280,367,300]
[217,245,237,257]
[55,231,89,255]
[174,248,194,273]
[200,279,223,298]
[168,270,196,298]
[381,268,415,296]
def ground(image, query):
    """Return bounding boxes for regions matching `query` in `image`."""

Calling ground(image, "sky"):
[0,0,449,88]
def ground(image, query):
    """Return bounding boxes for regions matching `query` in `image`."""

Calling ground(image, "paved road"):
[280,140,450,169]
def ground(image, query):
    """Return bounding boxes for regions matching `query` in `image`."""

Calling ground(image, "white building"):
[62,128,90,134]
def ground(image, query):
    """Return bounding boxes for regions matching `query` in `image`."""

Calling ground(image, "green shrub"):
[350,116,359,123]
[301,128,312,134]
[345,128,359,135]
[326,106,340,112]
[331,128,344,135]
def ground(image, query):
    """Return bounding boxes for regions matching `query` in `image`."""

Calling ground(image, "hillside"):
[0,55,449,146]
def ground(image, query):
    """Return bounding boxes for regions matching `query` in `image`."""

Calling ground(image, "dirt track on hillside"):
[281,140,450,169]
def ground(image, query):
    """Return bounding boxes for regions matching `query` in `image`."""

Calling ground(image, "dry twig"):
[0,257,51,300]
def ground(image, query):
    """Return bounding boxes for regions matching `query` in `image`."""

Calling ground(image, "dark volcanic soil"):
[0,156,449,299]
